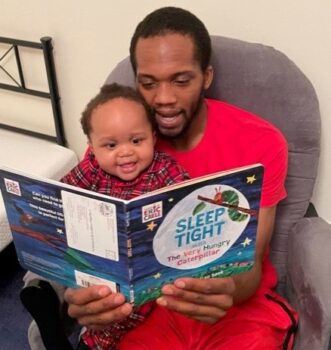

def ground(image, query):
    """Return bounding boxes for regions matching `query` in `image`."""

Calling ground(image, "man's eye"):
[140,81,156,90]
[175,79,189,86]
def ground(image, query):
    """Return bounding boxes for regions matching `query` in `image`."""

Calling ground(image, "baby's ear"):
[87,140,94,153]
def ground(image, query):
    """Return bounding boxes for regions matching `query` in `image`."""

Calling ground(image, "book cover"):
[0,163,263,306]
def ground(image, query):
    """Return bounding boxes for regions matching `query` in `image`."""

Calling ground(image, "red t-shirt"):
[156,98,288,208]
[157,99,288,291]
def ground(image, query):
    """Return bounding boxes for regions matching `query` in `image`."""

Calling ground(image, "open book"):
[0,163,263,306]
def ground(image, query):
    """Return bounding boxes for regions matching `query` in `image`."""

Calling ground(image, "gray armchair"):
[23,35,331,350]
[105,35,331,350]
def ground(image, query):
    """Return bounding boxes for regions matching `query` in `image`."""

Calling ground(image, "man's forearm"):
[232,262,262,305]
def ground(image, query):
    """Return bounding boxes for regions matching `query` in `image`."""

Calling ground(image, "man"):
[65,7,297,349]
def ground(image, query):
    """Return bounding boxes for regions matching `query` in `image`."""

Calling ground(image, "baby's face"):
[89,98,155,181]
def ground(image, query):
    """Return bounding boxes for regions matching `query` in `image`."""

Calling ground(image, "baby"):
[62,83,189,349]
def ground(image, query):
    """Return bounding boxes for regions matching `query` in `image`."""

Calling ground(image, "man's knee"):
[23,271,66,303]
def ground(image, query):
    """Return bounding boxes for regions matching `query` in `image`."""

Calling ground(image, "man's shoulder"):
[205,98,286,142]
[206,98,269,124]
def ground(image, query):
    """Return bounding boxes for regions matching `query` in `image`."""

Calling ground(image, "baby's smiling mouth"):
[118,161,137,173]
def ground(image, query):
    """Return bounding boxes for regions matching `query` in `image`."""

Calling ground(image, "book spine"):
[126,210,135,303]
[127,238,132,257]
[125,210,130,230]
[129,288,135,304]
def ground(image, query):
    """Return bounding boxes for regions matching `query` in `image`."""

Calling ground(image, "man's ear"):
[203,65,214,90]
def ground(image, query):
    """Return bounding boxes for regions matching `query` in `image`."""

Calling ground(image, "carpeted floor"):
[0,243,31,350]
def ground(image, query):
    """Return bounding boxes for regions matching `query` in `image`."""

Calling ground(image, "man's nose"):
[154,83,176,105]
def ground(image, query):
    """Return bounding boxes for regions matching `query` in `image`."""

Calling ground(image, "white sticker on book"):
[142,201,163,222]
[4,178,21,196]
[61,191,119,261]
[75,270,118,292]
[153,185,250,269]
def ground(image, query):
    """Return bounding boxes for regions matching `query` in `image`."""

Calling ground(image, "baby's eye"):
[132,138,143,145]
[106,142,116,149]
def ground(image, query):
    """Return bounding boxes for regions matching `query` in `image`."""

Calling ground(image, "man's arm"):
[232,206,276,304]
[63,207,276,327]
[157,206,277,323]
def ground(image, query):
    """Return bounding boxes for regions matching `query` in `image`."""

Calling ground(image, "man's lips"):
[155,111,183,128]
[155,109,182,118]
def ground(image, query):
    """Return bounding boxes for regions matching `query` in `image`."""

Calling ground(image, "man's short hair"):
[81,83,153,137]
[130,6,211,74]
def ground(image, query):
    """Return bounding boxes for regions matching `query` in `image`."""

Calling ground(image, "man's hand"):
[64,286,133,330]
[156,207,278,324]
[157,277,235,324]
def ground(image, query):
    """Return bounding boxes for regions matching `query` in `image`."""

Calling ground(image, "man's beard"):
[154,92,205,140]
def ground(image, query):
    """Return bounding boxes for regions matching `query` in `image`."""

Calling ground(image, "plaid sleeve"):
[153,152,190,186]
[164,160,190,185]
[60,154,94,189]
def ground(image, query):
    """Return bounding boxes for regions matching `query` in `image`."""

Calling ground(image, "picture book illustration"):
[0,164,263,306]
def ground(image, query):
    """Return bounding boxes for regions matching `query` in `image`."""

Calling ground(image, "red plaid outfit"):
[61,150,189,350]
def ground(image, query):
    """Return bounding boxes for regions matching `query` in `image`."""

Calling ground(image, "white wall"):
[1,0,330,221]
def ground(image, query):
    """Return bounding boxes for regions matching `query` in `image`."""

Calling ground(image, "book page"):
[61,191,119,261]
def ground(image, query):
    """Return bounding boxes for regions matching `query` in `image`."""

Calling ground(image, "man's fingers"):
[161,287,233,309]
[64,286,111,305]
[77,303,133,328]
[173,277,236,295]
[69,292,126,318]
[190,315,219,324]
[157,277,235,323]
[157,296,227,321]
[64,286,133,327]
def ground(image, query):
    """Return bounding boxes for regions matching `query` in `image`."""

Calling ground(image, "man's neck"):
[169,101,208,151]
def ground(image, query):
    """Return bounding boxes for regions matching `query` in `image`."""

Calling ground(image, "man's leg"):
[119,290,298,350]
[119,306,188,350]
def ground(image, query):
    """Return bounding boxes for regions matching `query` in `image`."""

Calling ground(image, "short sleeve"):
[260,131,288,208]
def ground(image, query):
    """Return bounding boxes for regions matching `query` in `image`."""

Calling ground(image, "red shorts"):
[119,290,297,350]
[119,260,298,350]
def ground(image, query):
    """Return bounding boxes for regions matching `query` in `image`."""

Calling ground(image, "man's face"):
[135,33,213,140]
[89,98,155,181]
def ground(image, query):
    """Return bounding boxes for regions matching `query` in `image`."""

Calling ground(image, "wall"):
[1,0,330,221]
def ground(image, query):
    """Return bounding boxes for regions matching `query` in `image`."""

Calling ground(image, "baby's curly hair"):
[81,83,154,137]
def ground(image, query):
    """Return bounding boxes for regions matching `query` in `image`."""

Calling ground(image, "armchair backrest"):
[105,35,321,296]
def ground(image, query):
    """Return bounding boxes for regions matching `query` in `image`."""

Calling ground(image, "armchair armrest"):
[287,217,331,350]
